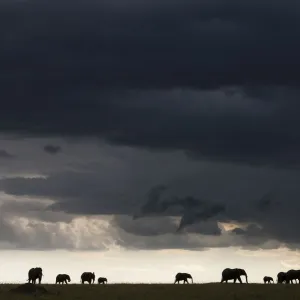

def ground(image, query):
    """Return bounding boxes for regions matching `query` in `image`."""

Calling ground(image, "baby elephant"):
[263,276,274,284]
[56,274,71,284]
[98,277,107,284]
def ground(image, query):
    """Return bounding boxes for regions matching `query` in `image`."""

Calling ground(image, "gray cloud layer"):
[43,145,62,155]
[0,140,299,251]
[0,149,15,159]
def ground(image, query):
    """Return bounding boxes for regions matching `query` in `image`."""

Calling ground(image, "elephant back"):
[29,267,42,278]
[222,268,232,276]
[81,272,94,280]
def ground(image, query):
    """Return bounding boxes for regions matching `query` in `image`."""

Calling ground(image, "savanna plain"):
[1,283,300,300]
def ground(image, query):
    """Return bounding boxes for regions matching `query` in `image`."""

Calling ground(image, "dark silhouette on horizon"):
[56,274,71,284]
[277,272,287,283]
[285,270,300,284]
[174,272,193,284]
[81,272,95,284]
[221,268,248,284]
[98,277,107,284]
[263,276,273,283]
[27,267,43,284]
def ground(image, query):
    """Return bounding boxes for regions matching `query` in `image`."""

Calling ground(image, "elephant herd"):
[221,268,300,284]
[26,267,300,285]
[175,268,300,285]
[27,268,107,285]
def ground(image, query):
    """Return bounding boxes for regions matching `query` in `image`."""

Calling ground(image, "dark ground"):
[0,283,299,300]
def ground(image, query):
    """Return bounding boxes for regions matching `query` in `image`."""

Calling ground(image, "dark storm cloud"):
[0,0,300,168]
[1,0,300,91]
[43,145,62,155]
[0,149,15,159]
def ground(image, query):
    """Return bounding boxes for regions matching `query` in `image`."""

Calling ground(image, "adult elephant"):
[221,268,248,284]
[263,276,273,284]
[285,269,300,284]
[174,272,193,284]
[28,267,43,284]
[81,272,95,284]
[277,272,287,284]
[98,277,107,284]
[56,274,71,284]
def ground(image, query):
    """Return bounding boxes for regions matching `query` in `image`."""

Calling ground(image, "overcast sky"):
[0,0,300,284]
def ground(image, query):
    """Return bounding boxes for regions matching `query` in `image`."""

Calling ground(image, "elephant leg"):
[237,277,242,284]
[234,278,237,283]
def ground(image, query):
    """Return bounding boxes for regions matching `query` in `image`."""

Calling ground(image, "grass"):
[1,283,300,300]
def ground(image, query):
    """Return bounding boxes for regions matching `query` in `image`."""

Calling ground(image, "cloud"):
[0,149,15,159]
[0,193,114,251]
[1,0,300,90]
[0,150,300,252]
[43,145,62,155]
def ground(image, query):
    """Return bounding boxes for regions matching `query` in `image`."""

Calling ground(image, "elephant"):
[263,276,274,283]
[56,274,71,284]
[28,267,43,284]
[98,277,107,284]
[174,272,193,284]
[81,272,95,284]
[221,268,248,284]
[285,269,300,284]
[277,272,287,284]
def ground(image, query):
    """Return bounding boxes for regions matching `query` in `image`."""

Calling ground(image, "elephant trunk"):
[190,276,193,283]
[245,274,248,283]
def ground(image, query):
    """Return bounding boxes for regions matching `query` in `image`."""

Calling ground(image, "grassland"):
[1,283,300,300]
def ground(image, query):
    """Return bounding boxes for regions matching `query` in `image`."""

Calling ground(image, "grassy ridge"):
[1,283,300,300]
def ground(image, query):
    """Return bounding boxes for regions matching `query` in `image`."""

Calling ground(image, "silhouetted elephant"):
[28,267,43,284]
[263,276,273,283]
[285,269,300,284]
[56,274,71,284]
[174,272,193,284]
[98,277,107,284]
[221,268,248,284]
[277,272,287,284]
[81,272,95,284]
